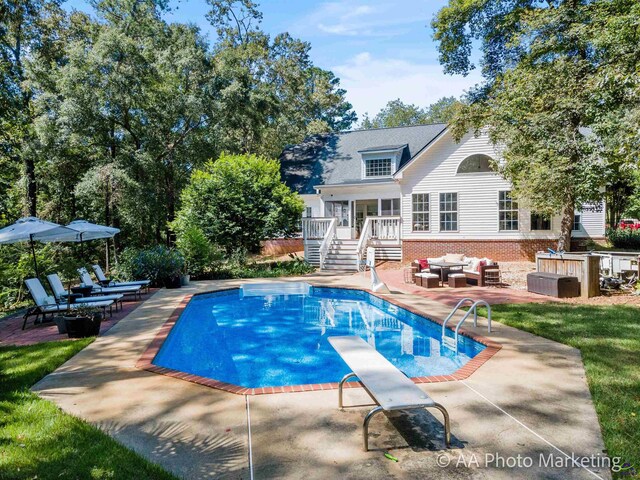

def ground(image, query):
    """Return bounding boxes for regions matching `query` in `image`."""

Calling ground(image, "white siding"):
[398,130,544,239]
[300,194,321,217]
[396,129,605,240]
[575,203,606,238]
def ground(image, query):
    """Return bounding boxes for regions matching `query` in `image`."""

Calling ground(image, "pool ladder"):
[441,298,492,352]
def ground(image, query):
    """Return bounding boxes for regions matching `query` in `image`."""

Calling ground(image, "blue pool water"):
[152,286,485,388]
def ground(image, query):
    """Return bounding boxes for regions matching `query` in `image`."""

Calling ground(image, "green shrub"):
[210,255,315,279]
[606,227,640,250]
[173,153,304,254]
[174,226,223,277]
[116,246,185,287]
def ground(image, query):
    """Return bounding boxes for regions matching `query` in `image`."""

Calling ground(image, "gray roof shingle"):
[280,124,447,194]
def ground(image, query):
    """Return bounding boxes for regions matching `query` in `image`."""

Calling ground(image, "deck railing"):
[301,217,334,240]
[370,216,401,240]
[357,216,401,271]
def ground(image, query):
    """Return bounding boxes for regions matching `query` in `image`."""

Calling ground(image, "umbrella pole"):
[29,236,39,277]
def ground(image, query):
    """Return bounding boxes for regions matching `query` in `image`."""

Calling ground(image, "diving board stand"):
[328,335,451,451]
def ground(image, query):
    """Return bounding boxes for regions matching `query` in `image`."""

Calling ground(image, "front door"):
[354,200,379,237]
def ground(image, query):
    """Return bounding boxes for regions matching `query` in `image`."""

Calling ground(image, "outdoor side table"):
[404,266,416,284]
[71,286,93,297]
[484,269,502,287]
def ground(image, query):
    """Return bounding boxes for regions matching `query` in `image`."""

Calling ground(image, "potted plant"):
[64,305,103,338]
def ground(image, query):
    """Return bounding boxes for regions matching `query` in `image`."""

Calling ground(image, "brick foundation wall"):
[261,238,304,256]
[403,239,565,262]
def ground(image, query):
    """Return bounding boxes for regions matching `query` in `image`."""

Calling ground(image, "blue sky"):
[65,0,483,120]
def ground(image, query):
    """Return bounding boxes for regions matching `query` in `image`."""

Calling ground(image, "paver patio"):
[0,288,160,346]
[31,274,611,479]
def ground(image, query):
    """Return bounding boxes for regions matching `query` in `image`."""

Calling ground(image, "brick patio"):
[377,268,551,306]
[0,288,159,347]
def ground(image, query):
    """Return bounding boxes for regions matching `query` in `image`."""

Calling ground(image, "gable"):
[279,124,447,194]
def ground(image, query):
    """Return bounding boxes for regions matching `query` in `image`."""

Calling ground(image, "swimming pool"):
[151,284,486,389]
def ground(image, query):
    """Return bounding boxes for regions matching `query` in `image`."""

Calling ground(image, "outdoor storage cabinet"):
[527,272,580,298]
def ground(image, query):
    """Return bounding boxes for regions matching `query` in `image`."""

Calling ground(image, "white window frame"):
[380,197,401,216]
[573,212,582,232]
[498,190,519,231]
[412,193,430,232]
[439,192,458,232]
[363,157,393,178]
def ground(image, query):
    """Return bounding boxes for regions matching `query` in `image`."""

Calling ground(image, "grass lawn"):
[0,339,177,480]
[481,303,640,475]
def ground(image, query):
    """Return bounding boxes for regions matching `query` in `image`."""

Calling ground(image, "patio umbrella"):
[0,217,76,276]
[38,219,120,260]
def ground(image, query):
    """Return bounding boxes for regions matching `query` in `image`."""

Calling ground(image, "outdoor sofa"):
[413,253,500,287]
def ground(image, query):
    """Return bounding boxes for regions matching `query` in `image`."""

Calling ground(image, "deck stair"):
[322,239,359,271]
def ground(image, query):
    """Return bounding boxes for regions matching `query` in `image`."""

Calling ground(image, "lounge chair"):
[47,273,124,311]
[78,268,142,300]
[23,278,114,330]
[329,335,451,451]
[92,264,150,292]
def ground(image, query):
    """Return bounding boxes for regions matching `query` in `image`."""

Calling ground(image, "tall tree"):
[0,0,67,216]
[360,96,460,129]
[34,0,215,245]
[432,0,638,251]
[208,0,356,157]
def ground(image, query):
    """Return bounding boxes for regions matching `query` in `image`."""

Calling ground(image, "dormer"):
[358,144,406,179]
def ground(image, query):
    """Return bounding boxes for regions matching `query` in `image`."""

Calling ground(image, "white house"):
[279,124,606,270]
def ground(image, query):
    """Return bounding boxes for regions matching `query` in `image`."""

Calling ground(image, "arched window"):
[457,154,494,174]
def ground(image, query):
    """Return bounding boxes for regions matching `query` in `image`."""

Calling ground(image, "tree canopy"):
[360,96,460,129]
[0,0,355,247]
[172,153,304,253]
[433,0,640,249]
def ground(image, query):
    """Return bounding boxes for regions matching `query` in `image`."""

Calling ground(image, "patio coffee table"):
[428,261,468,286]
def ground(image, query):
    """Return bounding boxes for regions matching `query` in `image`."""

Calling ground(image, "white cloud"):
[332,52,484,119]
[295,1,424,37]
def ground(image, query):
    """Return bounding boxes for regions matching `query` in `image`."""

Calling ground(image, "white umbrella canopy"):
[38,220,120,243]
[68,220,120,241]
[0,217,75,244]
[37,219,121,267]
[0,217,76,276]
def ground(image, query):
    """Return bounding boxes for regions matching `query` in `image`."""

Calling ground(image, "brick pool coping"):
[136,285,502,395]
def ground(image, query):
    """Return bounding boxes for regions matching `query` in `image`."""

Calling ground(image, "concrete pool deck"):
[32,274,611,479]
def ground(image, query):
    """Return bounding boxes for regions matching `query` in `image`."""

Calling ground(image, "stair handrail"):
[318,218,337,268]
[441,298,492,352]
[454,300,491,340]
[441,297,476,337]
[356,217,373,271]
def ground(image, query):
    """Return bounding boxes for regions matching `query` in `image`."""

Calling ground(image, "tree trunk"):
[557,200,575,252]
[24,155,37,216]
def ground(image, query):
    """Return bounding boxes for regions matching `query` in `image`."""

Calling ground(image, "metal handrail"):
[441,299,492,352]
[441,297,476,337]
[318,218,337,269]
